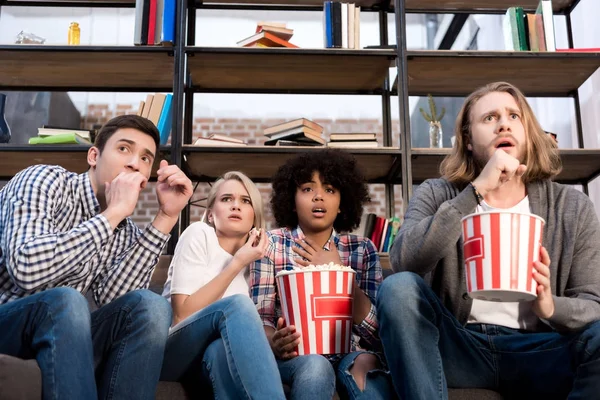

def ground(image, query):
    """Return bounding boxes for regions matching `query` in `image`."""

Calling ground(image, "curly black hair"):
[270,149,370,232]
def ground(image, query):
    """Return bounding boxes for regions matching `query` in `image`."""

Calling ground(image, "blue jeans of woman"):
[377,272,600,400]
[160,294,286,399]
[0,287,172,400]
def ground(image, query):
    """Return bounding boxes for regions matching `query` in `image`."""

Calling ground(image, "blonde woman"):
[160,171,285,399]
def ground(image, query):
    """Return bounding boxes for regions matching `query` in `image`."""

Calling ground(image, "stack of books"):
[503,0,555,51]
[29,126,94,145]
[134,0,176,46]
[359,214,403,253]
[137,93,173,145]
[193,134,247,147]
[237,22,298,48]
[323,2,361,49]
[263,118,326,146]
[327,133,378,148]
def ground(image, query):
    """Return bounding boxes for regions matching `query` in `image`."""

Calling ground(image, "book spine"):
[147,0,157,45]
[332,2,342,48]
[161,0,176,44]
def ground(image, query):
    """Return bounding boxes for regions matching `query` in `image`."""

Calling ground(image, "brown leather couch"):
[0,256,503,400]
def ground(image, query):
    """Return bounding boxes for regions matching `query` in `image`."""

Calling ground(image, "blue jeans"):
[0,287,172,400]
[160,294,285,399]
[377,272,600,400]
[336,351,397,400]
[277,354,336,400]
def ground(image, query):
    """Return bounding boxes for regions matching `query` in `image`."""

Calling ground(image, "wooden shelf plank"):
[182,146,402,183]
[187,47,395,94]
[198,0,382,8]
[0,145,168,179]
[409,148,600,184]
[0,46,174,91]
[406,51,600,97]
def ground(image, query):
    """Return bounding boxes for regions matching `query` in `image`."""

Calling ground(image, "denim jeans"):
[335,351,397,400]
[160,294,286,400]
[377,272,600,400]
[277,354,336,400]
[0,287,172,400]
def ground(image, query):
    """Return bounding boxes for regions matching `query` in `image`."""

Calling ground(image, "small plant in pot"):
[419,94,445,148]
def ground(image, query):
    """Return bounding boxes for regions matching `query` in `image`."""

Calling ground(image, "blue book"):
[160,0,176,43]
[157,93,173,145]
[324,2,333,48]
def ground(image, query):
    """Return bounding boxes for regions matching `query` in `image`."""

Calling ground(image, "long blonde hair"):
[202,171,265,230]
[440,81,562,187]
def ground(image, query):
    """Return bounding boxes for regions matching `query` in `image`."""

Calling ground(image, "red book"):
[556,48,600,52]
[147,0,157,45]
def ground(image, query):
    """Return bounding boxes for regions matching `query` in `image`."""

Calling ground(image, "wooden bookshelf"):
[186,47,395,94]
[0,145,168,179]
[409,148,600,185]
[4,0,134,4]
[182,146,402,183]
[0,46,174,91]
[405,50,600,97]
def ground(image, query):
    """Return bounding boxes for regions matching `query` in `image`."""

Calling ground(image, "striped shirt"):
[0,165,169,306]
[250,226,382,360]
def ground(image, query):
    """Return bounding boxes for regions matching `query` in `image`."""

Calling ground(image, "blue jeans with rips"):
[0,287,172,400]
[377,272,600,400]
[160,294,286,400]
[335,351,397,400]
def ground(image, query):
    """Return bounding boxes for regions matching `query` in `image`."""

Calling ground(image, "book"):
[264,118,324,136]
[160,0,176,44]
[329,133,377,141]
[327,141,378,148]
[208,134,246,144]
[156,93,173,145]
[193,137,247,146]
[29,133,91,145]
[237,31,298,48]
[536,0,555,51]
[256,24,294,41]
[264,126,326,145]
[38,127,92,141]
[268,139,323,147]
[147,93,166,126]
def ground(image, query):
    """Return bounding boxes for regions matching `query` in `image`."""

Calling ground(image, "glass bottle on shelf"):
[68,22,80,45]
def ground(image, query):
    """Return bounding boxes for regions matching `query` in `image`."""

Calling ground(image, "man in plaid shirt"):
[0,115,193,399]
[251,150,395,400]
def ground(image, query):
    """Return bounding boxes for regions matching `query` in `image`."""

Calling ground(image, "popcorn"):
[276,262,354,277]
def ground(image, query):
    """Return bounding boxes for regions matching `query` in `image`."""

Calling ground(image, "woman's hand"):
[233,228,268,267]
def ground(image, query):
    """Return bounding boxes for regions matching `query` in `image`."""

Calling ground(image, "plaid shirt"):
[0,165,169,306]
[250,226,383,361]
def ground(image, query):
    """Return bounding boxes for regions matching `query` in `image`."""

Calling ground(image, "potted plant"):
[419,94,445,148]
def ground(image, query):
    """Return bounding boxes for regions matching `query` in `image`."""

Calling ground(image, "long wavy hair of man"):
[440,81,562,188]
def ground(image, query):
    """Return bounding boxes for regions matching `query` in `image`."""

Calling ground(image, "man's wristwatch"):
[469,182,484,205]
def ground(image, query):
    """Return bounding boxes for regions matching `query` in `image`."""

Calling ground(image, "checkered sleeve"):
[93,222,170,305]
[353,238,383,348]
[250,233,278,329]
[2,166,113,291]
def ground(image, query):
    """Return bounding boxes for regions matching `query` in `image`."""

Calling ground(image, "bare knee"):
[348,353,381,391]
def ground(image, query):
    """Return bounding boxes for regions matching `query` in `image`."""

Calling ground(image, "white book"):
[341,3,348,49]
[536,0,556,51]
[503,12,515,51]
[348,3,355,49]
[354,6,360,49]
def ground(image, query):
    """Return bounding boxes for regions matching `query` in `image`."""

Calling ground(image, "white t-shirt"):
[162,221,250,310]
[467,196,542,331]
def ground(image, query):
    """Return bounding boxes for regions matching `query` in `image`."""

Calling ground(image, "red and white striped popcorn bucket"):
[276,269,355,355]
[461,211,545,302]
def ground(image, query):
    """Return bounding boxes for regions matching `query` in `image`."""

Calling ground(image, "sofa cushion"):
[0,354,42,400]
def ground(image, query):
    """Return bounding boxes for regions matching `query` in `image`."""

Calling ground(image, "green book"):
[29,133,91,145]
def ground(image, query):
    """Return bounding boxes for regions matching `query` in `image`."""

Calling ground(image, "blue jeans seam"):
[222,308,252,400]
[105,306,132,400]
[39,301,58,400]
